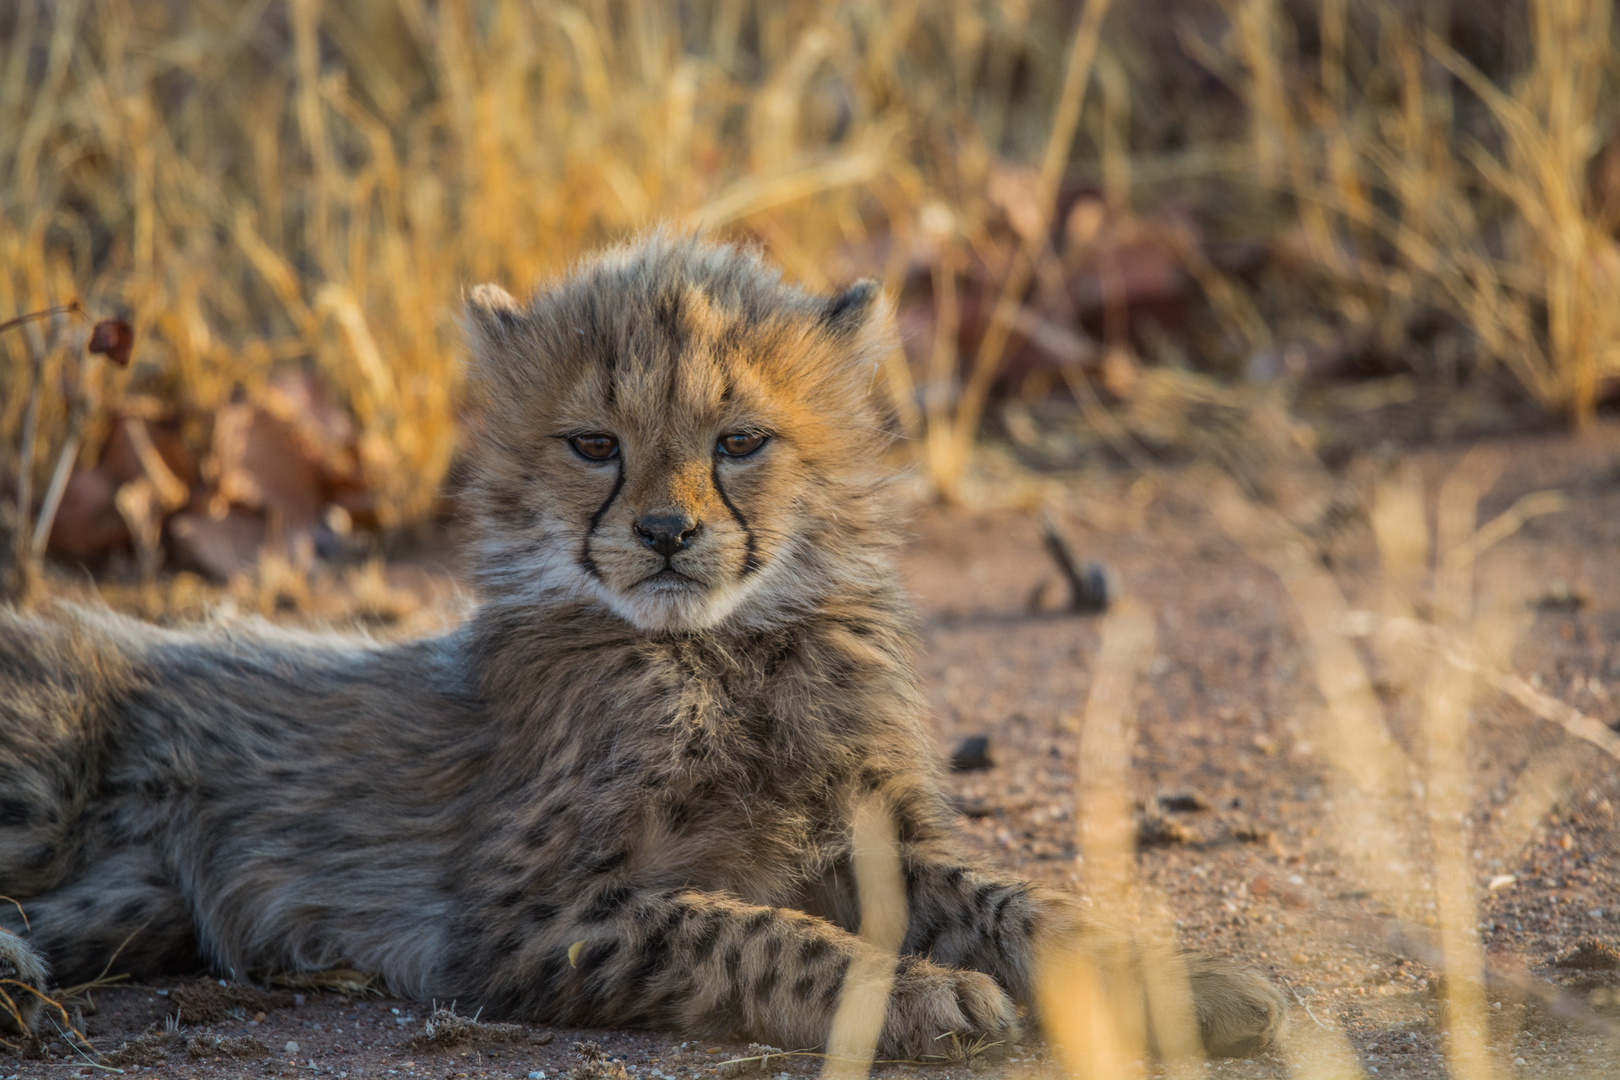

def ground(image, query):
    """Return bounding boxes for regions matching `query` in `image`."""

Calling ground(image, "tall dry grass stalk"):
[926,0,1114,499]
[1039,600,1207,1080]
[6,2,1615,535]
[1040,600,1154,1080]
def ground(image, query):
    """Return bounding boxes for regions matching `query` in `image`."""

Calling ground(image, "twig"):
[30,432,80,560]
[54,917,148,999]
[0,981,25,1031]
[54,973,129,999]
[12,318,50,595]
[0,302,83,337]
[0,977,90,1043]
[1339,609,1620,765]
[1,895,30,930]
[1038,511,1111,613]
[50,1016,120,1073]
[1489,671,1620,764]
[1278,975,1331,1030]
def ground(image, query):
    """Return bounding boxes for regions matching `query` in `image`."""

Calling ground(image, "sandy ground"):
[5,428,1619,1080]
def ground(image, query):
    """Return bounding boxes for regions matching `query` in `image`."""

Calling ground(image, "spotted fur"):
[0,235,1285,1056]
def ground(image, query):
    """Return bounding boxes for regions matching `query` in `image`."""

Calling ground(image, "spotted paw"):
[1185,954,1288,1056]
[878,958,1018,1060]
[0,928,48,1034]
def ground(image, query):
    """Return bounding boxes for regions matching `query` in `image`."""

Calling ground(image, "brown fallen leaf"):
[87,318,134,366]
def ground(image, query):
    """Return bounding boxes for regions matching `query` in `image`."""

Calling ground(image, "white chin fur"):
[588,573,757,634]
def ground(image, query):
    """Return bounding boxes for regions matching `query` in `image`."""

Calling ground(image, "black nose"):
[634,513,699,558]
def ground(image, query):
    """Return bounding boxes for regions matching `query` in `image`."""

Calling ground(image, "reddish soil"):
[5,427,1619,1080]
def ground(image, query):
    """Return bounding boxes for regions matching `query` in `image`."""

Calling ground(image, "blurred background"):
[2,0,1616,601]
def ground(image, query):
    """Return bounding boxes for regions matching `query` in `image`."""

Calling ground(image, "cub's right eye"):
[569,434,619,461]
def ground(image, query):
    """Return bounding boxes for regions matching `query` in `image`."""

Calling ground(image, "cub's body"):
[0,236,1284,1055]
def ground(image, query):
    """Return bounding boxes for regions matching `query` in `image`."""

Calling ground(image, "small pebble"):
[529,1072,546,1079]
[949,734,995,772]
[285,1040,299,1055]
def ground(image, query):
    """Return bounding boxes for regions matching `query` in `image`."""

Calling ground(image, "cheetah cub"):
[0,235,1285,1056]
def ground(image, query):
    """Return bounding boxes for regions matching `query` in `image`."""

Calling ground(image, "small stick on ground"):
[1039,511,1111,613]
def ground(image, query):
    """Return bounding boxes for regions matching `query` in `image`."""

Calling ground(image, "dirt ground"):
[5,427,1619,1080]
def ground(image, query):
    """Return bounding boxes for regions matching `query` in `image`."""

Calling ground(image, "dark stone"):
[949,735,995,772]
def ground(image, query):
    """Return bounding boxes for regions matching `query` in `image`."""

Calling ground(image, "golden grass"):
[1217,0,1620,427]
[1211,450,1620,1079]
[0,0,1080,523]
[4,2,1617,528]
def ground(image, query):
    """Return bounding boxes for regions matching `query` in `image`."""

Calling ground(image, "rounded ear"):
[821,279,881,337]
[464,283,523,339]
[461,283,529,395]
[813,279,902,434]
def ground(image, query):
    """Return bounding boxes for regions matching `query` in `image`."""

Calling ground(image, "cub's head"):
[462,234,901,634]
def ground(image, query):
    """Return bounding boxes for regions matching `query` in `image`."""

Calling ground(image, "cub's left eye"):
[717,433,767,458]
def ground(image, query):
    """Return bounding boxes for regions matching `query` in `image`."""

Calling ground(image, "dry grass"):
[4,2,1617,530]
[0,0,1080,524]
[1207,448,1619,1078]
[1212,0,1620,427]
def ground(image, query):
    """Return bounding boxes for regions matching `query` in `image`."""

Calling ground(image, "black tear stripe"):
[711,460,760,576]
[579,458,626,580]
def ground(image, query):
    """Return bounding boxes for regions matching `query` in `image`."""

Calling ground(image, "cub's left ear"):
[820,279,881,337]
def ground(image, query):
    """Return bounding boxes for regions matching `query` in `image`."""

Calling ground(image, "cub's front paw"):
[0,929,49,1034]
[878,958,1018,1060]
[1185,955,1288,1057]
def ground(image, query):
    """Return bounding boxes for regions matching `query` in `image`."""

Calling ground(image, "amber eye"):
[717,432,767,458]
[569,434,619,461]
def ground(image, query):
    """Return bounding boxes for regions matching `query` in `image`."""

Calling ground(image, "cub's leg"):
[463,888,1014,1056]
[1,848,200,1008]
[900,862,1287,1056]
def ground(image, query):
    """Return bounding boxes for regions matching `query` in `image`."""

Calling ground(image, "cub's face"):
[463,237,898,634]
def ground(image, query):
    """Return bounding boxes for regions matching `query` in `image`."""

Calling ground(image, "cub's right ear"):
[464,283,524,341]
[462,284,529,392]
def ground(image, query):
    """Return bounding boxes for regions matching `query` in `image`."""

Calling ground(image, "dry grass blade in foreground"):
[819,797,906,1080]
[1038,600,1207,1079]
[1211,453,1619,1077]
